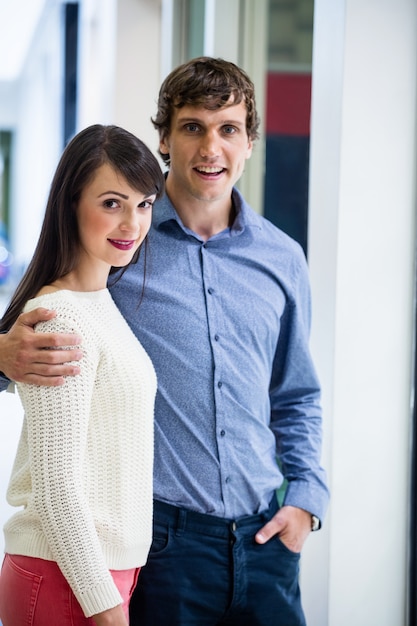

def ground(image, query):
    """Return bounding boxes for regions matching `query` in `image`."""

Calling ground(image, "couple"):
[0,57,329,626]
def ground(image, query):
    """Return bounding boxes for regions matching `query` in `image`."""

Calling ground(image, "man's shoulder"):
[234,189,304,255]
[244,204,305,260]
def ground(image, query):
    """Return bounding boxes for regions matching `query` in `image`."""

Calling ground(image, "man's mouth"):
[195,166,225,175]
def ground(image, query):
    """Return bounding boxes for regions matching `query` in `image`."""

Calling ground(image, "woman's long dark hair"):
[0,124,164,332]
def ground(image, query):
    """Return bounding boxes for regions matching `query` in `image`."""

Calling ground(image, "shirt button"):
[207,287,214,294]
[214,334,220,341]
[225,476,231,484]
[218,381,223,388]
[220,430,226,437]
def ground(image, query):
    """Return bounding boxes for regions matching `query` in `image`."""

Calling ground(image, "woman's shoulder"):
[23,290,111,339]
[24,288,110,313]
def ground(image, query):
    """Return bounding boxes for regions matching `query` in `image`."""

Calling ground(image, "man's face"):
[160,100,253,207]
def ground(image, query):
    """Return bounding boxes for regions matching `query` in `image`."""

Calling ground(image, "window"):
[263,0,314,255]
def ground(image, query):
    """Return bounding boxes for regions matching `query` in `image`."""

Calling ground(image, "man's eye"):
[185,123,200,132]
[223,126,236,134]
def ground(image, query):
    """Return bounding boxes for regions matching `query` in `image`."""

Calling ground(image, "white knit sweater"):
[3,289,156,617]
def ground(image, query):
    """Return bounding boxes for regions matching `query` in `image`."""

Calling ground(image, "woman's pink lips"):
[108,239,136,251]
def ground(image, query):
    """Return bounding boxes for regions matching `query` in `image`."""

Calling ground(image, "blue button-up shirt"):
[110,188,329,521]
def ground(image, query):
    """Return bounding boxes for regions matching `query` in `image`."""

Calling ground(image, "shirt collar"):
[153,187,263,236]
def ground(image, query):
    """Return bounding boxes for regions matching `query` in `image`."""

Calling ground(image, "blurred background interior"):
[0,1,416,625]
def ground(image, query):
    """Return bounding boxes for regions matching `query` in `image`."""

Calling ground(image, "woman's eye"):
[138,200,153,209]
[103,199,118,209]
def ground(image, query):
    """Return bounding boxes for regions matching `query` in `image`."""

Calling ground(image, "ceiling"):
[0,0,46,82]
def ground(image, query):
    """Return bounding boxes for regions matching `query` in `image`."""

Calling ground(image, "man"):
[0,57,329,625]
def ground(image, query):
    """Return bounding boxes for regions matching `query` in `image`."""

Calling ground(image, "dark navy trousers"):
[129,498,306,626]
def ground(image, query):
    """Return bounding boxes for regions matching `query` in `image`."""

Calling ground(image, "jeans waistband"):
[153,496,279,537]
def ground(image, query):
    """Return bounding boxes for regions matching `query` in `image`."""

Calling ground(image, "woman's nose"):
[120,210,140,233]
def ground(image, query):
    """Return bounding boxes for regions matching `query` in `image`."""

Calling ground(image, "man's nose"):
[199,131,220,158]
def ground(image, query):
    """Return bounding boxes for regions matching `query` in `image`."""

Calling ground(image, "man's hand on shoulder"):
[255,505,312,553]
[0,307,82,386]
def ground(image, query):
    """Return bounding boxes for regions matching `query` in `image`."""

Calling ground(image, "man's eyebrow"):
[177,116,245,126]
[98,190,129,199]
[175,116,201,124]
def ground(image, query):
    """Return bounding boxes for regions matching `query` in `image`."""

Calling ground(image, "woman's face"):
[76,163,155,281]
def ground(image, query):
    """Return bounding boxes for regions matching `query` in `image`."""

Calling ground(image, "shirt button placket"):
[202,244,230,513]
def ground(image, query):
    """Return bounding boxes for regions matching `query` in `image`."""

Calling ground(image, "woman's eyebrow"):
[98,190,129,199]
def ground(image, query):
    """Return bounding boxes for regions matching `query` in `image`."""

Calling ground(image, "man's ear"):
[245,139,253,161]
[159,135,170,155]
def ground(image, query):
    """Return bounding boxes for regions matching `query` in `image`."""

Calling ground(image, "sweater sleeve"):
[16,300,123,617]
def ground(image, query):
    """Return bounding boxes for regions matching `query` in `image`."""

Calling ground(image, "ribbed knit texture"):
[3,289,156,617]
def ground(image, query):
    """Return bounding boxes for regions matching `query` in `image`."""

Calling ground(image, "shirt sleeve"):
[0,330,11,392]
[269,251,330,522]
[16,305,122,617]
[0,374,10,392]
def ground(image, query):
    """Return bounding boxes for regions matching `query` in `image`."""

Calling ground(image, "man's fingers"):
[255,506,312,551]
[20,362,81,385]
[17,307,57,327]
[17,309,82,350]
[9,361,81,384]
[11,361,81,385]
[36,339,83,356]
[22,374,66,387]
[29,362,81,376]
[0,306,83,382]
[255,518,281,544]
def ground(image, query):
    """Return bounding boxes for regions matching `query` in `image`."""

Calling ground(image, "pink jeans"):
[0,554,140,625]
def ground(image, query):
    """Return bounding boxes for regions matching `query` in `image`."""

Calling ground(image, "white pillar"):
[303,0,417,624]
[113,0,162,154]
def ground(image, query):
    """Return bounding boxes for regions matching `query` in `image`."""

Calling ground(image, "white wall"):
[77,0,118,129]
[0,83,18,128]
[113,0,162,154]
[303,0,417,625]
[78,0,162,157]
[9,0,64,272]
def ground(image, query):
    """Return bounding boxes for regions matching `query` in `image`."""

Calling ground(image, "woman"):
[0,124,164,625]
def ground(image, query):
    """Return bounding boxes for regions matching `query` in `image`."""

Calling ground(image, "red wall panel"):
[266,73,312,136]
